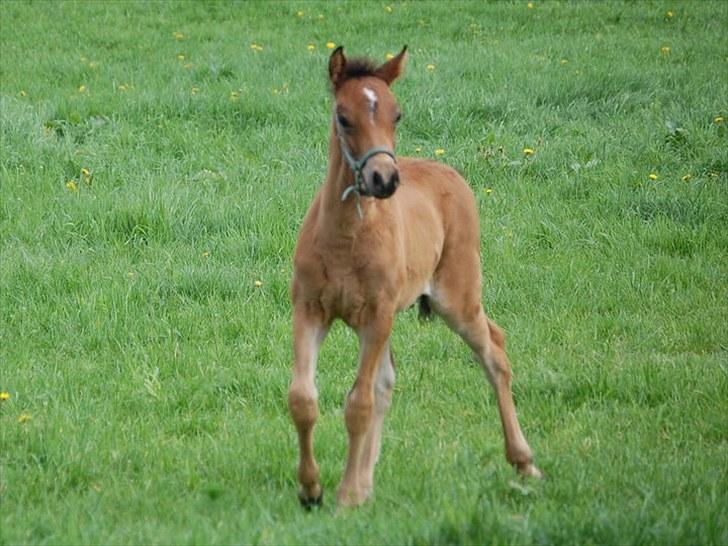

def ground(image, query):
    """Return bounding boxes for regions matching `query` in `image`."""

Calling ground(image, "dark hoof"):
[299,490,323,511]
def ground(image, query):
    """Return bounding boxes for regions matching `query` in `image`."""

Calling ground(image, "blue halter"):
[336,119,396,219]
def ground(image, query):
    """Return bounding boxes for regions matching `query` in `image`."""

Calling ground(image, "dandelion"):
[527,2,534,8]
[326,41,336,49]
[117,83,129,92]
[560,59,569,65]
[681,174,691,181]
[715,116,724,124]
[0,392,10,401]
[173,31,185,40]
[66,180,79,192]
[385,52,394,60]
[426,64,435,71]
[385,5,393,12]
[78,84,87,93]
[177,54,185,61]
[485,188,493,194]
[127,271,135,278]
[523,147,535,156]
[202,251,210,258]
[307,43,316,51]
[434,148,445,156]
[81,168,92,185]
[415,147,422,153]
[18,413,31,424]
[230,91,240,101]
[255,280,263,287]
[648,173,658,180]
[19,90,27,97]
[666,10,673,18]
[660,46,671,56]
[250,43,263,52]
[297,10,304,17]
[191,86,200,95]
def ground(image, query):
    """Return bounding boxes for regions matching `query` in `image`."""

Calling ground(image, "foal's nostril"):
[389,171,400,188]
[372,171,385,190]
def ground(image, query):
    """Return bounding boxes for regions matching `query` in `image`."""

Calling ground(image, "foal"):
[289,46,541,509]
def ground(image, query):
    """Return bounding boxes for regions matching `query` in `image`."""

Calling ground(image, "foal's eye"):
[394,112,402,124]
[337,113,352,130]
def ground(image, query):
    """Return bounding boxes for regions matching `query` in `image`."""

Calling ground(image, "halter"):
[336,119,396,219]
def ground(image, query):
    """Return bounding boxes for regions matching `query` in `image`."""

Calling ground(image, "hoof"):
[517,462,544,479]
[298,489,323,511]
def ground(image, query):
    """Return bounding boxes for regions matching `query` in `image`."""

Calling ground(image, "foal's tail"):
[418,295,433,321]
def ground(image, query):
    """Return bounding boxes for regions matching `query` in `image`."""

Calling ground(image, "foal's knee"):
[345,387,375,435]
[288,386,318,427]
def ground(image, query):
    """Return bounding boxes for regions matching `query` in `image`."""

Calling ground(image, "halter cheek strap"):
[336,120,396,219]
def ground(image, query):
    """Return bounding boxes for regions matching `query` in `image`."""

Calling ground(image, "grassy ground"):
[1,1,727,544]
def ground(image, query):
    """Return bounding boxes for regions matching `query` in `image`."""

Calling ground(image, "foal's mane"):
[333,57,379,89]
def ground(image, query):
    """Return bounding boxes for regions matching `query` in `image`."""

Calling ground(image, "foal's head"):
[329,46,408,199]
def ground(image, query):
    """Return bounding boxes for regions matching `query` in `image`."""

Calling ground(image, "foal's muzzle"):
[370,168,400,198]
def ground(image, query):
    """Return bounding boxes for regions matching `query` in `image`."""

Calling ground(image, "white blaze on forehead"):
[363,87,378,119]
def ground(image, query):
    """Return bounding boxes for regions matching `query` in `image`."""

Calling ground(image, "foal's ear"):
[329,46,347,88]
[375,46,408,85]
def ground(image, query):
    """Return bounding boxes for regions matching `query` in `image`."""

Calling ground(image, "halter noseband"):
[336,119,396,219]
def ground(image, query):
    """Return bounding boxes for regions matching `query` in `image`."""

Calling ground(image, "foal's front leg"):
[337,318,393,507]
[288,305,329,508]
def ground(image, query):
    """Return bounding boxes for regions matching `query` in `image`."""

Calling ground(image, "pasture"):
[1,1,727,544]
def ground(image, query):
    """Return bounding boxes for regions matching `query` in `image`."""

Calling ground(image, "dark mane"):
[335,57,378,88]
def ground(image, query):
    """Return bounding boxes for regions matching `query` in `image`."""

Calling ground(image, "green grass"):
[1,1,727,544]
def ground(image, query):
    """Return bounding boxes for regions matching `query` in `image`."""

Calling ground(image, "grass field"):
[1,1,727,544]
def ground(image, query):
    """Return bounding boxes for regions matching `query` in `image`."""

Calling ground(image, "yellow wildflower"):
[250,43,263,52]
[660,46,671,56]
[317,14,324,20]
[18,413,31,424]
[560,59,569,65]
[326,41,336,49]
[385,52,394,60]
[202,251,210,258]
[178,54,185,61]
[191,87,200,95]
[0,392,10,401]
[117,83,129,92]
[183,63,193,69]
[527,2,534,8]
[385,5,393,12]
[297,10,304,17]
[426,64,435,71]
[434,148,445,156]
[523,147,535,156]
[485,188,493,194]
[66,180,79,192]
[648,173,658,180]
[307,44,316,51]
[681,174,691,182]
[78,84,87,93]
[173,31,185,40]
[255,280,263,287]
[19,90,27,97]
[666,10,673,18]
[230,91,240,101]
[715,116,724,124]
[415,147,422,153]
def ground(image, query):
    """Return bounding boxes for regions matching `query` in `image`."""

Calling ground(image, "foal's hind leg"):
[359,341,395,496]
[288,305,329,508]
[432,279,542,478]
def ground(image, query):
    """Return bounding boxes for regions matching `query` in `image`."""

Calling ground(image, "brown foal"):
[288,46,542,509]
